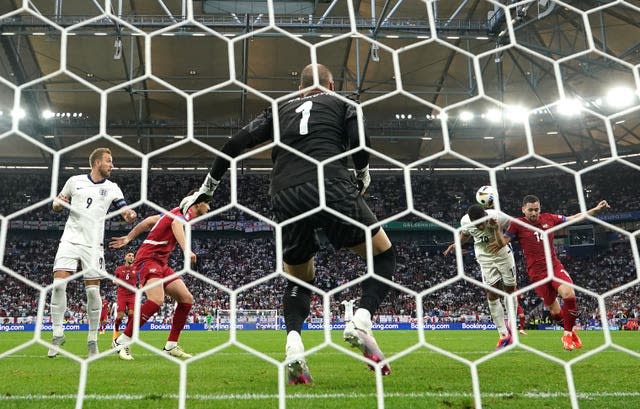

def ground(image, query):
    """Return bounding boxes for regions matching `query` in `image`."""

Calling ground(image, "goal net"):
[0,1,639,409]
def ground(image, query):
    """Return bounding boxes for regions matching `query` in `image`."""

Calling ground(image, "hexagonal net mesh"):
[1,1,639,409]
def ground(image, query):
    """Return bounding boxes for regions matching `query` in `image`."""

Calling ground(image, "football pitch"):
[0,330,638,409]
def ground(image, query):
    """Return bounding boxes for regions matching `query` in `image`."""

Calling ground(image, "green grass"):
[0,330,638,408]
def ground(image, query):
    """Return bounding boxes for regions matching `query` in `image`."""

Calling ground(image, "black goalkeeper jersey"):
[272,92,358,193]
[210,91,368,195]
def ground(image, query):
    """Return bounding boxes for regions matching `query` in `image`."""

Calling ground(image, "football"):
[475,185,497,208]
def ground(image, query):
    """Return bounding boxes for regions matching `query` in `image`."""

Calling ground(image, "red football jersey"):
[134,207,184,265]
[101,299,110,315]
[114,264,137,297]
[505,212,566,272]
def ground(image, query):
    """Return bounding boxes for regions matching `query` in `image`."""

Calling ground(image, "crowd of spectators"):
[1,165,638,328]
[1,235,637,329]
[1,163,639,225]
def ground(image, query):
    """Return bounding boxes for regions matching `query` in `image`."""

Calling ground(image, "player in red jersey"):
[491,195,609,351]
[112,252,137,340]
[99,298,110,334]
[109,192,210,360]
[516,298,527,335]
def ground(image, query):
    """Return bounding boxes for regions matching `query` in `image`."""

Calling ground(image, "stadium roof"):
[1,0,639,170]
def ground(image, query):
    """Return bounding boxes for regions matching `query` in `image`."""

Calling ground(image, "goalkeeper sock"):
[285,330,304,360]
[85,285,101,342]
[168,303,192,342]
[359,246,396,315]
[124,300,160,338]
[488,298,508,336]
[561,296,578,331]
[51,278,67,337]
[352,308,372,330]
[283,279,314,333]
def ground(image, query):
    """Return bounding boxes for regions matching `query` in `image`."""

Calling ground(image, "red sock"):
[123,300,160,338]
[550,312,563,325]
[114,317,122,331]
[561,297,577,331]
[168,303,192,342]
[519,316,525,330]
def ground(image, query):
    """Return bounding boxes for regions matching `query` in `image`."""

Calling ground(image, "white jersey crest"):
[58,174,125,248]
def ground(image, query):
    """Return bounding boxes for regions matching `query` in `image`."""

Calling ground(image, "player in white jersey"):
[48,147,137,358]
[444,204,516,349]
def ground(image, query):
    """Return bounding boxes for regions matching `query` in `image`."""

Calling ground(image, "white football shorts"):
[479,252,517,287]
[53,240,106,280]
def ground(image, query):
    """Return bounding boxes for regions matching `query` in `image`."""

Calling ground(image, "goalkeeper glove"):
[179,175,219,215]
[355,165,371,196]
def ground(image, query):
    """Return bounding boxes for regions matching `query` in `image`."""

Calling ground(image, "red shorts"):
[117,296,135,313]
[529,262,573,306]
[136,259,179,288]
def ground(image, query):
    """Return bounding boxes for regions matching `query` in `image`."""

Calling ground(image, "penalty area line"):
[0,391,639,401]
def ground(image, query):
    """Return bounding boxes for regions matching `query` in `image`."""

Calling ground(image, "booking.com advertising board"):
[0,322,617,332]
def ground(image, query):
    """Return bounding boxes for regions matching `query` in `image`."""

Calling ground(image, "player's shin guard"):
[359,246,396,316]
[124,300,160,338]
[51,278,68,337]
[562,296,578,331]
[85,285,101,342]
[283,279,314,333]
[168,303,192,342]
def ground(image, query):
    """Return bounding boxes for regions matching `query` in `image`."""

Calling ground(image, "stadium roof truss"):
[0,0,639,169]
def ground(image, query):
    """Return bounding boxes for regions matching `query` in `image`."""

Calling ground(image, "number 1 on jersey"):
[296,101,313,135]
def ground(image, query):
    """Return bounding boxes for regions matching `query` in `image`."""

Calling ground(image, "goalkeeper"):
[185,63,396,383]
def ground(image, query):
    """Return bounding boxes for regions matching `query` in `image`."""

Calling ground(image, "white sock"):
[85,285,101,342]
[50,278,67,337]
[285,331,304,360]
[165,341,177,350]
[488,298,508,336]
[117,333,132,344]
[352,308,372,330]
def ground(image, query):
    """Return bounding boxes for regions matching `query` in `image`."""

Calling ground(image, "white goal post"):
[211,309,280,330]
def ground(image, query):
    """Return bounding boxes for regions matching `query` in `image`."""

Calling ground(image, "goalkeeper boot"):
[47,335,66,358]
[163,345,192,359]
[112,337,134,360]
[344,319,391,376]
[571,330,583,349]
[287,359,313,385]
[87,340,99,358]
[562,333,575,351]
